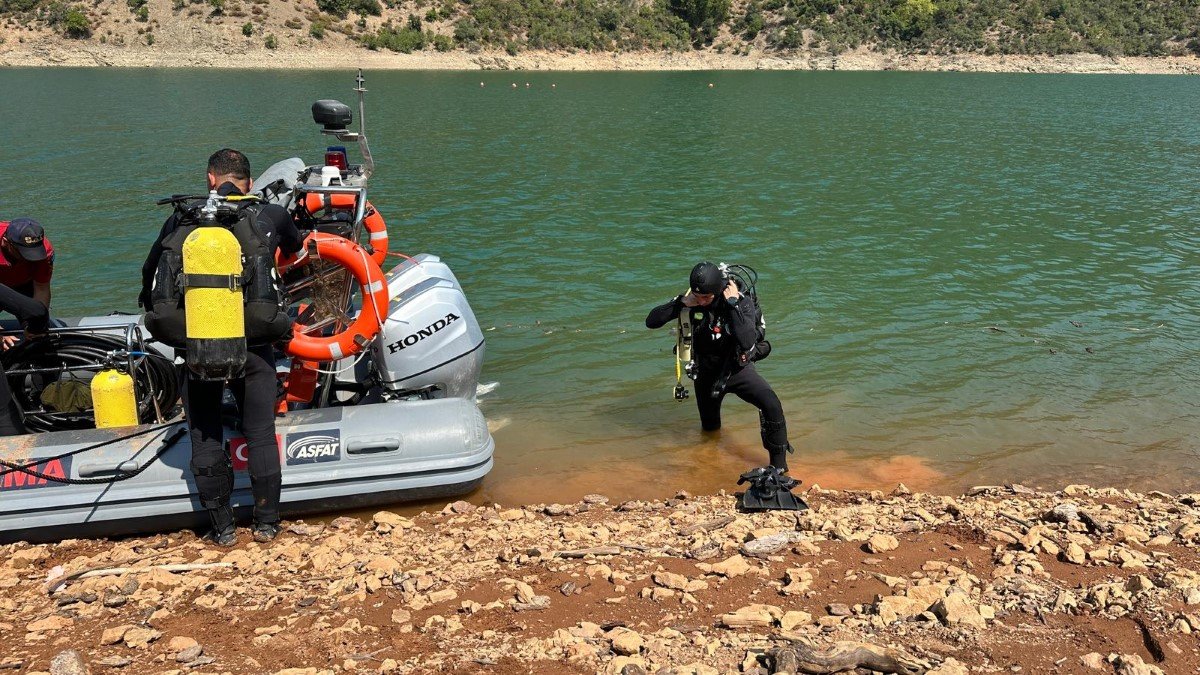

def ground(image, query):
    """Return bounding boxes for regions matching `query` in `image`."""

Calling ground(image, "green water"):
[3,69,1199,502]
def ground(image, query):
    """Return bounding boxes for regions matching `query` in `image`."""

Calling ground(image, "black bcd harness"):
[144,198,291,349]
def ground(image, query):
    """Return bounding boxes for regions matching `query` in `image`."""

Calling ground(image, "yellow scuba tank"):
[183,192,247,380]
[92,369,138,428]
[674,295,695,401]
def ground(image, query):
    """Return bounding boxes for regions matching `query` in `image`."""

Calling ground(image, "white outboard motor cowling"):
[372,254,485,400]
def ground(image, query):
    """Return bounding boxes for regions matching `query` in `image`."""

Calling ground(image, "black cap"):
[4,218,48,262]
[690,261,725,295]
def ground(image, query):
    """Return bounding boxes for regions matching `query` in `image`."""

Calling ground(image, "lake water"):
[2,68,1199,504]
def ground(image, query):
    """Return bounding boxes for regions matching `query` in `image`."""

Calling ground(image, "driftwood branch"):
[767,639,930,674]
[47,562,232,595]
[680,514,736,536]
[554,546,621,558]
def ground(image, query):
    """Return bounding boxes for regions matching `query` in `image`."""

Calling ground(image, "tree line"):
[6,0,1200,58]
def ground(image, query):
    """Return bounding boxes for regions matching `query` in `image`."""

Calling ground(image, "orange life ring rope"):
[281,232,390,362]
[302,192,390,268]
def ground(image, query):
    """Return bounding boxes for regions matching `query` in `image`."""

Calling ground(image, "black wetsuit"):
[0,284,49,436]
[646,284,793,470]
[139,182,303,528]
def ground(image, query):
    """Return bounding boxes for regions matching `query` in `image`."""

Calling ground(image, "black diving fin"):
[736,466,808,512]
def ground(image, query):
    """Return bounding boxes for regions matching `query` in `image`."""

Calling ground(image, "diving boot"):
[252,522,281,543]
[202,503,238,547]
[250,472,282,543]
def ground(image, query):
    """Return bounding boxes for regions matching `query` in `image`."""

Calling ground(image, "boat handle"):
[346,438,400,455]
[78,460,140,477]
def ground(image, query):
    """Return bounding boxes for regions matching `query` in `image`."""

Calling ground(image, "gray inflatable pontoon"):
[0,398,492,543]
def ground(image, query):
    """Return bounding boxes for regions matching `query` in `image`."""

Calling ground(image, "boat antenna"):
[355,69,375,180]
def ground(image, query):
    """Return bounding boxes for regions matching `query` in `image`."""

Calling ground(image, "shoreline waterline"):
[3,45,1200,73]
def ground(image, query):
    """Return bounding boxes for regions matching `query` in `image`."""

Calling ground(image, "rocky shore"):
[4,42,1200,73]
[3,483,1199,674]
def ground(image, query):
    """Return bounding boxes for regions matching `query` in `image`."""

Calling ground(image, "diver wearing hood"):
[645,262,794,472]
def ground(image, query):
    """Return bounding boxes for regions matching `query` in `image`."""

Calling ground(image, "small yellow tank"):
[92,369,138,428]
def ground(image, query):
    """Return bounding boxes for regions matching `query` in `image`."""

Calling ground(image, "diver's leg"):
[694,370,724,431]
[725,365,792,471]
[185,375,236,545]
[0,362,26,436]
[232,345,282,541]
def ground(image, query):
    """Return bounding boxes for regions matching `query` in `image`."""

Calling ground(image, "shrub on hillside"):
[316,0,379,19]
[62,5,88,36]
[668,0,729,44]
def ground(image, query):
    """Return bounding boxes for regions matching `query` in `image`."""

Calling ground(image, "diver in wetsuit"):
[645,261,794,472]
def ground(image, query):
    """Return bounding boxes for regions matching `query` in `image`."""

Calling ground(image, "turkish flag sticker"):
[225,435,283,472]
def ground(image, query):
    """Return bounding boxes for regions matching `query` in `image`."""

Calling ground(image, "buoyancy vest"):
[145,201,292,349]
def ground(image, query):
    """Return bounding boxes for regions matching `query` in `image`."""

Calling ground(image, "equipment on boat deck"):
[0,71,492,542]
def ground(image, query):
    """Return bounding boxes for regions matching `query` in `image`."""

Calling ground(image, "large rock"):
[123,627,162,649]
[931,593,985,629]
[779,611,812,631]
[710,555,751,578]
[720,604,782,628]
[876,595,923,624]
[608,627,643,656]
[1114,524,1150,545]
[865,534,899,553]
[27,616,73,632]
[781,567,815,595]
[48,650,88,675]
[1112,654,1165,675]
[653,571,690,591]
[100,625,133,645]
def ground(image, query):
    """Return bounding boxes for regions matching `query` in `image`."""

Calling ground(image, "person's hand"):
[681,290,701,307]
[1,335,18,351]
[722,280,740,302]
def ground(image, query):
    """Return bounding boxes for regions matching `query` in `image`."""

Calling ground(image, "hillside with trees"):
[2,0,1198,60]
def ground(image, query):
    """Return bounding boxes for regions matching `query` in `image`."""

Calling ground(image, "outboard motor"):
[371,254,485,400]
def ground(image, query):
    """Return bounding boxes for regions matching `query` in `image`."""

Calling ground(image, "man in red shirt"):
[0,218,54,350]
[0,218,53,307]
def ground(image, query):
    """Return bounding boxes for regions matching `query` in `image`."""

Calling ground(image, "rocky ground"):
[3,483,1200,674]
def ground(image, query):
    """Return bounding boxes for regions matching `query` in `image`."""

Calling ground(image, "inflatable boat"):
[0,73,493,543]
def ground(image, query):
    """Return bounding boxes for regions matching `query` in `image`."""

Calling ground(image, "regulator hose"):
[1,333,181,433]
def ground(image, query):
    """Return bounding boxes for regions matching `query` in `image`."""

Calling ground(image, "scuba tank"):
[182,192,247,380]
[145,191,292,379]
[91,367,138,428]
[674,300,695,401]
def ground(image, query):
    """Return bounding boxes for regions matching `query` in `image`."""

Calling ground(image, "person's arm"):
[31,254,52,308]
[0,283,48,333]
[724,280,759,355]
[646,294,684,329]
[140,215,175,308]
[263,205,304,256]
[32,281,50,308]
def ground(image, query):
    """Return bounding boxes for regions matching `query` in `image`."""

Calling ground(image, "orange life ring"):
[282,232,390,362]
[302,192,389,267]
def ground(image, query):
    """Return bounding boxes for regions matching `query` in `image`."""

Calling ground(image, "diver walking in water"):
[646,261,804,510]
